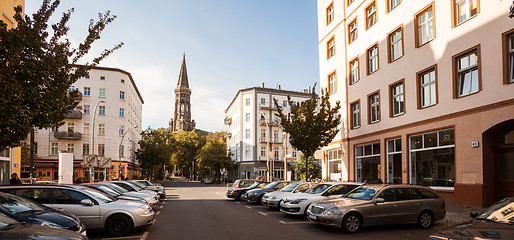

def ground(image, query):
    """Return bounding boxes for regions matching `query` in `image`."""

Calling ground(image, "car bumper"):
[280,205,302,215]
[306,211,342,227]
[245,194,259,203]
[265,199,280,208]
[133,212,156,229]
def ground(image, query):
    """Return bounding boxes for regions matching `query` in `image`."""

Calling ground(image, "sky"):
[25,0,320,132]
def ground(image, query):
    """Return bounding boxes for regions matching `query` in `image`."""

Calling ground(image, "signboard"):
[83,155,98,168]
[98,157,112,168]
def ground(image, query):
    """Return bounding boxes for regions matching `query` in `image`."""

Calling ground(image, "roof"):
[225,86,312,112]
[177,54,189,88]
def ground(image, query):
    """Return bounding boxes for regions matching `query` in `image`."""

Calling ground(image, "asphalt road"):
[90,181,443,240]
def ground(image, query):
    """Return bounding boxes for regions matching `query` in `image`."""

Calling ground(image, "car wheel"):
[417,211,433,229]
[257,195,264,205]
[342,213,362,233]
[106,214,133,237]
[236,192,243,201]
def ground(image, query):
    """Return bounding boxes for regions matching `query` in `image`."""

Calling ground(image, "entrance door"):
[495,148,514,200]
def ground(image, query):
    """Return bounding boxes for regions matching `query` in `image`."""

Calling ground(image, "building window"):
[454,46,480,98]
[260,98,266,106]
[454,0,478,26]
[98,144,105,156]
[327,37,335,59]
[67,143,74,153]
[388,0,401,12]
[390,81,405,117]
[119,125,124,136]
[83,123,90,134]
[348,19,357,44]
[349,57,359,84]
[245,129,250,139]
[119,108,125,117]
[415,3,435,47]
[260,129,266,141]
[366,2,377,30]
[326,3,334,25]
[51,142,59,155]
[120,91,125,100]
[387,138,401,184]
[67,123,74,132]
[121,79,125,83]
[410,128,455,187]
[273,130,279,142]
[100,76,105,80]
[282,101,287,108]
[246,113,250,122]
[388,26,403,62]
[355,142,380,182]
[99,88,106,97]
[328,72,337,95]
[245,146,250,157]
[83,105,90,114]
[368,92,380,124]
[260,146,266,157]
[348,0,355,6]
[82,143,89,156]
[417,65,438,108]
[84,87,91,96]
[503,30,514,84]
[99,106,105,115]
[350,101,360,129]
[367,44,379,75]
[98,124,105,135]
[85,75,90,79]
[246,98,250,106]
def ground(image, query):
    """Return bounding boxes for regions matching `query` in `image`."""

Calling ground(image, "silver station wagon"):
[307,184,446,233]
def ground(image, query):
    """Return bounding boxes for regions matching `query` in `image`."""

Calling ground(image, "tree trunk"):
[30,128,35,181]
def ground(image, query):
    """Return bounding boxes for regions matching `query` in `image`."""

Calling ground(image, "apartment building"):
[225,84,311,180]
[25,66,144,181]
[317,0,514,207]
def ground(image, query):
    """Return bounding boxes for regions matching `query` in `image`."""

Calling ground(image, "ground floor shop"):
[322,101,514,208]
[237,160,298,181]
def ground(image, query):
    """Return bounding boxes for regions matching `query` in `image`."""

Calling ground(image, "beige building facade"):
[317,0,514,207]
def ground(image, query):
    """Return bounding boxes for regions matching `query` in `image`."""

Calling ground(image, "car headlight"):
[323,207,338,216]
[290,199,307,204]
[41,221,61,228]
[248,192,256,196]
[140,206,151,215]
[270,196,276,199]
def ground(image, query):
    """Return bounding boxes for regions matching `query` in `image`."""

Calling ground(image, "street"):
[89,181,444,240]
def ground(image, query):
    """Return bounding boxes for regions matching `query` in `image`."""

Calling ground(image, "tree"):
[510,1,514,18]
[0,0,123,149]
[274,85,341,180]
[136,128,174,180]
[197,132,234,180]
[293,154,321,180]
[170,130,206,179]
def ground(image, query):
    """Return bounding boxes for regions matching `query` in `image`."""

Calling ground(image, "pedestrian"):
[9,173,22,185]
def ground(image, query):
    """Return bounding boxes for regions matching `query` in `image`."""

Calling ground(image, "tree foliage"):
[136,128,174,179]
[274,85,341,179]
[0,0,123,149]
[293,154,321,180]
[197,132,233,178]
[170,130,206,177]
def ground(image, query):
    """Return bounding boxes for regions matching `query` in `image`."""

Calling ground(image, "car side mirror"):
[80,199,94,206]
[374,198,385,204]
[470,212,479,218]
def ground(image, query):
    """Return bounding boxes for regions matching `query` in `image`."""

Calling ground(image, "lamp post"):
[91,100,105,183]
[283,132,287,181]
[119,125,138,180]
[259,112,270,181]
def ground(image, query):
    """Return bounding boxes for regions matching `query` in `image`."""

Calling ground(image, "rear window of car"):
[417,188,439,199]
[397,188,422,200]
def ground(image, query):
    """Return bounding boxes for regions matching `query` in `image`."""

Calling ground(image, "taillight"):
[442,202,446,210]
[236,186,240,188]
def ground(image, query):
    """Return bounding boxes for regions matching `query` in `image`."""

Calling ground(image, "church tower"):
[170,53,196,131]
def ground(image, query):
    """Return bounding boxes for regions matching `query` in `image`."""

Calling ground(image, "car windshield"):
[90,185,121,197]
[0,194,46,215]
[0,212,17,229]
[107,184,128,193]
[263,182,280,190]
[280,183,300,192]
[306,184,332,194]
[476,197,514,224]
[130,181,146,188]
[248,182,261,188]
[113,182,135,191]
[138,181,150,186]
[125,182,144,191]
[80,188,116,203]
[344,187,378,200]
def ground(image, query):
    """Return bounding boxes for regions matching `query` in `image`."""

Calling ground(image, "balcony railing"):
[259,120,280,127]
[54,131,82,140]
[224,117,232,125]
[65,110,82,119]
[258,138,283,144]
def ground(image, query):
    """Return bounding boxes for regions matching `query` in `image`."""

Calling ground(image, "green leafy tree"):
[197,132,234,180]
[171,130,206,179]
[136,128,174,180]
[274,85,341,180]
[293,154,321,180]
[0,0,123,149]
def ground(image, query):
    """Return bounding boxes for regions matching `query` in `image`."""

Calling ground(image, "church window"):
[181,103,185,117]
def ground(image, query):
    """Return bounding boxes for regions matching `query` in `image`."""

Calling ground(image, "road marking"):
[101,236,142,240]
[279,220,311,225]
[159,205,163,209]
[156,211,160,215]
[258,211,267,216]
[245,206,252,209]
[140,231,149,240]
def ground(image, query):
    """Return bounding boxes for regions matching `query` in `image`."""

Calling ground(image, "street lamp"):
[119,125,138,180]
[259,111,271,181]
[90,100,105,183]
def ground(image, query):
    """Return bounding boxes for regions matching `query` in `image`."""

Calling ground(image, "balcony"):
[224,117,232,125]
[259,119,280,127]
[259,138,283,144]
[54,131,82,140]
[65,109,82,119]
[259,105,278,111]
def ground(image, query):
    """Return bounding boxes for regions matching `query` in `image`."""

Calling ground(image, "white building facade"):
[25,66,144,181]
[225,85,312,180]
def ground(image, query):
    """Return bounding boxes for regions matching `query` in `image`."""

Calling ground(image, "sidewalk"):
[437,205,483,229]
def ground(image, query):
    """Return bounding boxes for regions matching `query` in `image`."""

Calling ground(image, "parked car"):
[231,179,256,189]
[134,180,164,190]
[89,182,158,207]
[226,181,267,201]
[0,185,155,237]
[262,182,318,208]
[128,181,166,199]
[0,192,85,235]
[0,211,88,240]
[81,184,153,207]
[108,181,160,200]
[428,197,514,240]
[280,182,361,215]
[307,184,446,233]
[245,181,291,204]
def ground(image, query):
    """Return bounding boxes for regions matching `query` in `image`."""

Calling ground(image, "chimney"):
[277,85,281,90]
[261,82,265,88]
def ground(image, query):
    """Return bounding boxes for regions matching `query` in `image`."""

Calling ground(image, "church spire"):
[177,53,189,88]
